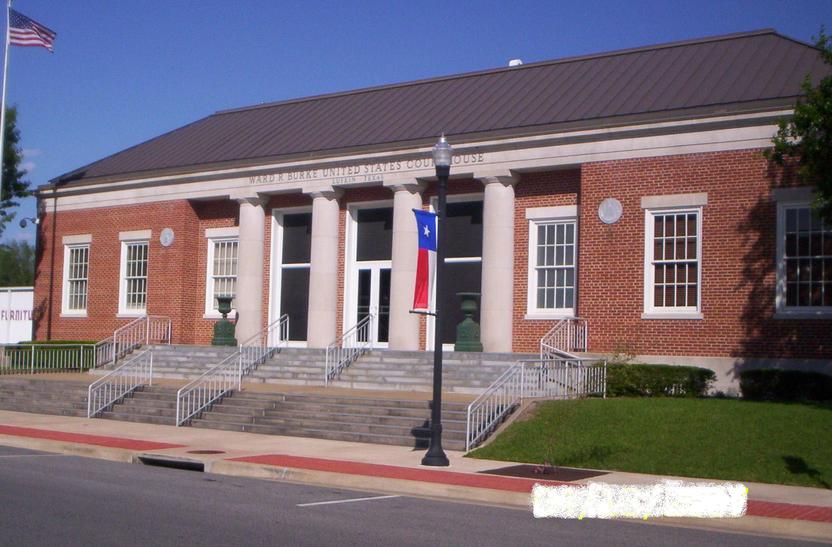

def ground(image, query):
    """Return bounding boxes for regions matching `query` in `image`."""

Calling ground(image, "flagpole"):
[0,0,11,206]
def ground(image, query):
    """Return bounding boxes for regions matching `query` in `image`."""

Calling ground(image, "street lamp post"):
[422,134,452,467]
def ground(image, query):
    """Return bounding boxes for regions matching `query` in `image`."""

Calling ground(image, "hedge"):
[605,364,715,397]
[740,369,832,402]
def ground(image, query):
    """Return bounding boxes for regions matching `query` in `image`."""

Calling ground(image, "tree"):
[0,240,35,286]
[0,106,30,236]
[767,29,832,222]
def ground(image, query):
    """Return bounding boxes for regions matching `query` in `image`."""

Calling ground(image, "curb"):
[1,425,831,543]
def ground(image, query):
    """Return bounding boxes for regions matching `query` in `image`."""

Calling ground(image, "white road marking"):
[297,494,400,507]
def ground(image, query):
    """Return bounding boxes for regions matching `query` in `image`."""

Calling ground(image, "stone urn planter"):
[454,292,483,352]
[212,295,237,346]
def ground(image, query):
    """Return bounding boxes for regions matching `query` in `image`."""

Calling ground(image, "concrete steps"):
[98,386,179,425]
[0,377,90,417]
[192,391,469,451]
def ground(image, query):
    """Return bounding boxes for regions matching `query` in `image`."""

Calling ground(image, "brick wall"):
[567,149,830,359]
[512,169,580,352]
[34,149,830,360]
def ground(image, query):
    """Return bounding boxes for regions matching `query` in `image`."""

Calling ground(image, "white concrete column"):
[479,176,518,353]
[386,182,425,350]
[235,196,267,343]
[305,188,342,348]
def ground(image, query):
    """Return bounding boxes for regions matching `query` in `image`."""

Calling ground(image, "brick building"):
[33,30,832,390]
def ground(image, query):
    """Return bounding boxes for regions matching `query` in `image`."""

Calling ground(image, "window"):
[62,244,89,315]
[526,205,578,318]
[206,239,238,314]
[119,238,149,315]
[644,208,701,317]
[777,203,832,315]
[275,212,311,341]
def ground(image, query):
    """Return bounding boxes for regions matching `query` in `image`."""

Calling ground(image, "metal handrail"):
[176,351,239,426]
[540,317,588,359]
[465,363,525,451]
[94,315,172,368]
[87,350,153,418]
[521,357,607,399]
[238,314,290,378]
[0,343,96,375]
[465,358,607,452]
[175,314,289,426]
[325,313,374,385]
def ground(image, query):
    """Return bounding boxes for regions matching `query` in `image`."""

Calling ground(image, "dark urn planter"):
[212,295,237,346]
[454,292,483,352]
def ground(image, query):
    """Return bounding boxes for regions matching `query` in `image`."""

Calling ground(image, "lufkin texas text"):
[248,153,486,186]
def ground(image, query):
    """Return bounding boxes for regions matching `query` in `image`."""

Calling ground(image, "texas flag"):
[413,209,437,310]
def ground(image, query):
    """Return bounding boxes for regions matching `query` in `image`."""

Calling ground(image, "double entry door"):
[356,263,391,345]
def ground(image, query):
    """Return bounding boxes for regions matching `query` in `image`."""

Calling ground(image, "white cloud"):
[22,148,42,158]
[21,161,35,173]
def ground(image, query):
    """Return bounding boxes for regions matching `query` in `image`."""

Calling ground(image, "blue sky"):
[1,0,830,244]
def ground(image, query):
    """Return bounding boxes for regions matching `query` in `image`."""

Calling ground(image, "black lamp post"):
[422,134,452,467]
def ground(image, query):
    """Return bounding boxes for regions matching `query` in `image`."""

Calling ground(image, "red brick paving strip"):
[230,453,568,492]
[2,426,830,524]
[232,454,832,523]
[0,425,184,451]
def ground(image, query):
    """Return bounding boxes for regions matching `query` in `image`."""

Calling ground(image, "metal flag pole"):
[0,0,11,205]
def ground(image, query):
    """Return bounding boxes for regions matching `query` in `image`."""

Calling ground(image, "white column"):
[480,176,518,353]
[235,196,266,343]
[387,182,425,350]
[306,188,342,348]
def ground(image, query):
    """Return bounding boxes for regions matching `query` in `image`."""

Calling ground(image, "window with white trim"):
[644,208,701,315]
[119,240,149,314]
[778,204,832,312]
[62,244,89,314]
[526,205,578,318]
[533,222,576,311]
[206,238,238,314]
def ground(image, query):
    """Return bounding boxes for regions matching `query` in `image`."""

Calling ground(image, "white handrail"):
[465,358,607,452]
[522,357,607,399]
[175,314,289,426]
[465,363,525,451]
[238,314,290,378]
[540,317,588,359]
[94,315,172,368]
[325,313,374,385]
[0,343,96,375]
[176,351,239,426]
[87,350,153,418]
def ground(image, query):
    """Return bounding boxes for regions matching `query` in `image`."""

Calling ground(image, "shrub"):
[605,364,715,397]
[740,369,832,402]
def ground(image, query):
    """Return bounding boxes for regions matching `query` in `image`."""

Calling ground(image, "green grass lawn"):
[468,398,832,489]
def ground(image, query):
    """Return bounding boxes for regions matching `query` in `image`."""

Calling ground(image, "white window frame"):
[775,193,832,318]
[204,227,239,319]
[61,235,91,317]
[118,231,150,317]
[642,204,703,319]
[525,205,578,319]
[269,207,312,347]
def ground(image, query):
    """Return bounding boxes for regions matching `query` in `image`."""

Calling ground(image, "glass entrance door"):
[357,265,391,345]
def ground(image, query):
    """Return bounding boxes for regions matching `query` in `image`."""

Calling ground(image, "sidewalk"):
[0,409,830,542]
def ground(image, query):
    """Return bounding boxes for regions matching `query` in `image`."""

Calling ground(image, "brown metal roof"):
[53,29,830,186]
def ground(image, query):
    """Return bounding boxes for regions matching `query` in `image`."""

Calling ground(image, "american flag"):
[9,9,56,52]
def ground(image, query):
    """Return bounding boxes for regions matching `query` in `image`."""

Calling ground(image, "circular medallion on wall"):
[598,198,623,224]
[160,227,175,247]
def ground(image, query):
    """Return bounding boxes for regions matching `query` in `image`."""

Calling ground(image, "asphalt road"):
[0,444,816,546]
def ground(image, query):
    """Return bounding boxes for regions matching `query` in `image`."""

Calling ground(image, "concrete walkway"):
[0,409,830,542]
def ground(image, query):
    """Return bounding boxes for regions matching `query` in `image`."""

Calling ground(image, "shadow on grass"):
[559,445,617,467]
[783,456,831,489]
